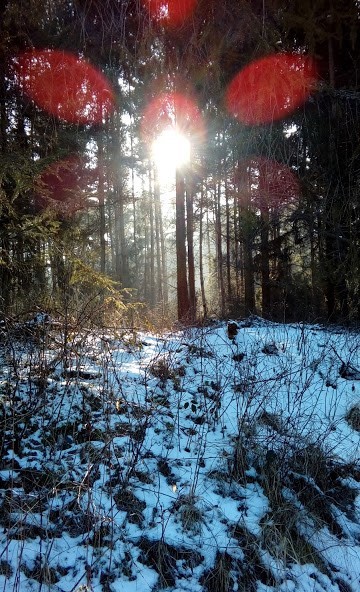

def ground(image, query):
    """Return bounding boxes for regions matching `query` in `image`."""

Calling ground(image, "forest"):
[1,0,360,327]
[1,4,360,591]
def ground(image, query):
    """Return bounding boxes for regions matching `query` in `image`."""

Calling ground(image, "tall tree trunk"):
[148,169,156,308]
[154,168,168,310]
[215,181,226,316]
[0,32,11,311]
[186,168,196,322]
[114,186,127,286]
[238,165,255,315]
[323,16,350,320]
[176,169,190,321]
[260,205,271,318]
[154,169,163,308]
[233,186,242,306]
[144,208,150,303]
[243,219,255,315]
[97,132,106,275]
[199,185,208,318]
[129,106,138,282]
[0,1,8,155]
[225,176,232,305]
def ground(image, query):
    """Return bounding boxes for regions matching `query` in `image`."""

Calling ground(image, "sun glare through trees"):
[152,128,190,182]
[2,0,359,325]
[1,3,360,590]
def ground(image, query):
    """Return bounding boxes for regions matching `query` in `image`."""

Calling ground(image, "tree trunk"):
[0,35,11,311]
[199,185,208,318]
[215,181,226,316]
[233,187,242,306]
[225,176,232,304]
[243,221,255,315]
[129,106,139,282]
[186,169,196,322]
[154,168,168,310]
[176,169,190,321]
[149,169,156,308]
[238,165,255,315]
[154,169,163,308]
[260,206,271,318]
[97,132,106,275]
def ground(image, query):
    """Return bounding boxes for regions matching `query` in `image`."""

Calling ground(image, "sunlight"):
[152,127,190,181]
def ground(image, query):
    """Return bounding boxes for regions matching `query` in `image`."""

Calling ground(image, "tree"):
[0,0,359,325]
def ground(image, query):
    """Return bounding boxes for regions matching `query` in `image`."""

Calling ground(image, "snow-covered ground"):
[0,317,359,591]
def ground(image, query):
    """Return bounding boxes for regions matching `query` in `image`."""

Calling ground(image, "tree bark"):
[199,185,208,318]
[97,132,106,275]
[176,169,190,321]
[154,168,168,310]
[186,168,196,322]
[149,168,156,308]
[260,206,271,318]
[215,180,226,316]
[225,176,232,304]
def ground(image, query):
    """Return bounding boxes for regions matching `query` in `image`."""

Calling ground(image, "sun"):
[152,128,190,182]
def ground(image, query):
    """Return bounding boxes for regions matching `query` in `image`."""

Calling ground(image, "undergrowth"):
[0,315,359,591]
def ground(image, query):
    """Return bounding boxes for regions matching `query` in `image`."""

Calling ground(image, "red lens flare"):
[141,91,204,142]
[235,156,300,210]
[226,53,318,125]
[14,49,115,125]
[35,156,93,216]
[143,0,197,27]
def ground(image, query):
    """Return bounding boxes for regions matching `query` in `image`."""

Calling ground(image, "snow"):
[0,318,359,591]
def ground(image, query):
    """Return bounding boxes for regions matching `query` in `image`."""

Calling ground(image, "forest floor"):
[0,315,360,592]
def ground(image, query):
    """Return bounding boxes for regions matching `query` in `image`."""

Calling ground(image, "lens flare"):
[142,91,204,142]
[235,156,300,209]
[226,53,317,125]
[143,0,197,27]
[14,49,115,125]
[35,155,92,216]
